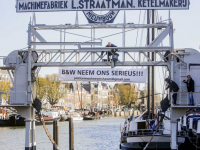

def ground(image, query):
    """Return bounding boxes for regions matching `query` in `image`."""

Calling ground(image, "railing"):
[170,92,200,106]
[123,129,166,137]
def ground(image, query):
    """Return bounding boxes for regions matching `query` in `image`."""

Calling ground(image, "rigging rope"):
[138,10,147,93]
[52,29,96,39]
[50,25,138,44]
[187,135,200,149]
[140,10,147,47]
[39,114,60,150]
[135,10,142,47]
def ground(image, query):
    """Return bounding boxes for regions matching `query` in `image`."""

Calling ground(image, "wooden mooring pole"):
[53,119,59,150]
[69,117,74,150]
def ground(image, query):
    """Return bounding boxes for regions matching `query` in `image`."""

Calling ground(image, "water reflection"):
[0,117,125,150]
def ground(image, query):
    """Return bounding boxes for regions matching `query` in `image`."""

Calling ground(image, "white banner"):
[16,0,189,12]
[59,67,147,83]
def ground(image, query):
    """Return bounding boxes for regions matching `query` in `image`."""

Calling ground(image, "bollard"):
[178,121,181,132]
[197,120,200,134]
[53,119,59,150]
[125,111,129,117]
[129,111,133,116]
[183,115,186,131]
[189,118,193,137]
[115,112,119,117]
[180,117,182,125]
[69,117,74,150]
[189,118,193,130]
[121,111,124,117]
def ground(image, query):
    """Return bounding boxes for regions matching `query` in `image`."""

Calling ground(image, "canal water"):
[0,117,125,150]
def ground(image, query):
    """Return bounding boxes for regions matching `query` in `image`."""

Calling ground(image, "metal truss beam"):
[30,41,102,46]
[30,47,170,68]
[33,23,168,30]
[34,61,168,67]
[31,26,46,42]
[79,46,170,52]
[148,26,170,47]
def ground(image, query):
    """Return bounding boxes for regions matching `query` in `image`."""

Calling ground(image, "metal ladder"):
[179,60,189,105]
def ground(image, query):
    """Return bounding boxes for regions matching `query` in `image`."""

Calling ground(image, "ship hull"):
[121,142,171,150]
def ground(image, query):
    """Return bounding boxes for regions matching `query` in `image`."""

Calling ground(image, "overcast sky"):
[0,0,200,93]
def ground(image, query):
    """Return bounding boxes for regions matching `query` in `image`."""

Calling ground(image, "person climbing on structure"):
[165,78,179,105]
[100,42,119,61]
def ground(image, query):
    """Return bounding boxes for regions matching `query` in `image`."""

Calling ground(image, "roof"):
[82,83,90,93]
[83,86,90,93]
[101,83,108,89]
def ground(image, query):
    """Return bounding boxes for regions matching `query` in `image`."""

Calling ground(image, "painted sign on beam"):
[59,67,147,83]
[16,0,189,12]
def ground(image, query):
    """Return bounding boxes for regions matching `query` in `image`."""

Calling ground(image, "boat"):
[0,108,62,126]
[119,109,186,150]
[83,111,103,120]
[0,108,25,126]
[0,113,25,126]
[58,109,69,121]
[70,112,83,121]
[119,107,200,150]
[35,111,61,125]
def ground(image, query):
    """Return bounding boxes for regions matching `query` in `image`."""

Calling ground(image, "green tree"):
[114,84,137,107]
[36,74,70,106]
[36,77,48,101]
[45,74,66,106]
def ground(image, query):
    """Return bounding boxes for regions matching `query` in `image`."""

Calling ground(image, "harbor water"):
[0,117,124,150]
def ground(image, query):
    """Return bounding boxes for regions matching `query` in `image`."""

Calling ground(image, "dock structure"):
[0,1,194,149]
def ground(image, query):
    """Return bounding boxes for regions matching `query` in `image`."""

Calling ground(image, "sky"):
[0,0,200,93]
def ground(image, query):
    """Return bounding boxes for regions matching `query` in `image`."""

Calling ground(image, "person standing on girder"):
[165,78,179,105]
[182,75,195,105]
[100,42,119,61]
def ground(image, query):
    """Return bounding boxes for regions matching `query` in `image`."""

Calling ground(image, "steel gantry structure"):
[0,13,177,150]
[29,23,172,68]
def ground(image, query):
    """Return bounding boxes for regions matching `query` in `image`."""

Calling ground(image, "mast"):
[147,10,151,117]
[151,10,155,118]
[147,10,155,118]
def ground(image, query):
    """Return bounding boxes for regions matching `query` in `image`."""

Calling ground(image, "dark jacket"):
[183,78,195,92]
[166,80,179,92]
[101,44,118,55]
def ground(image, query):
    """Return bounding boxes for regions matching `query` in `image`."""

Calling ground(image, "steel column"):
[170,22,176,150]
[32,107,36,150]
[25,107,32,150]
